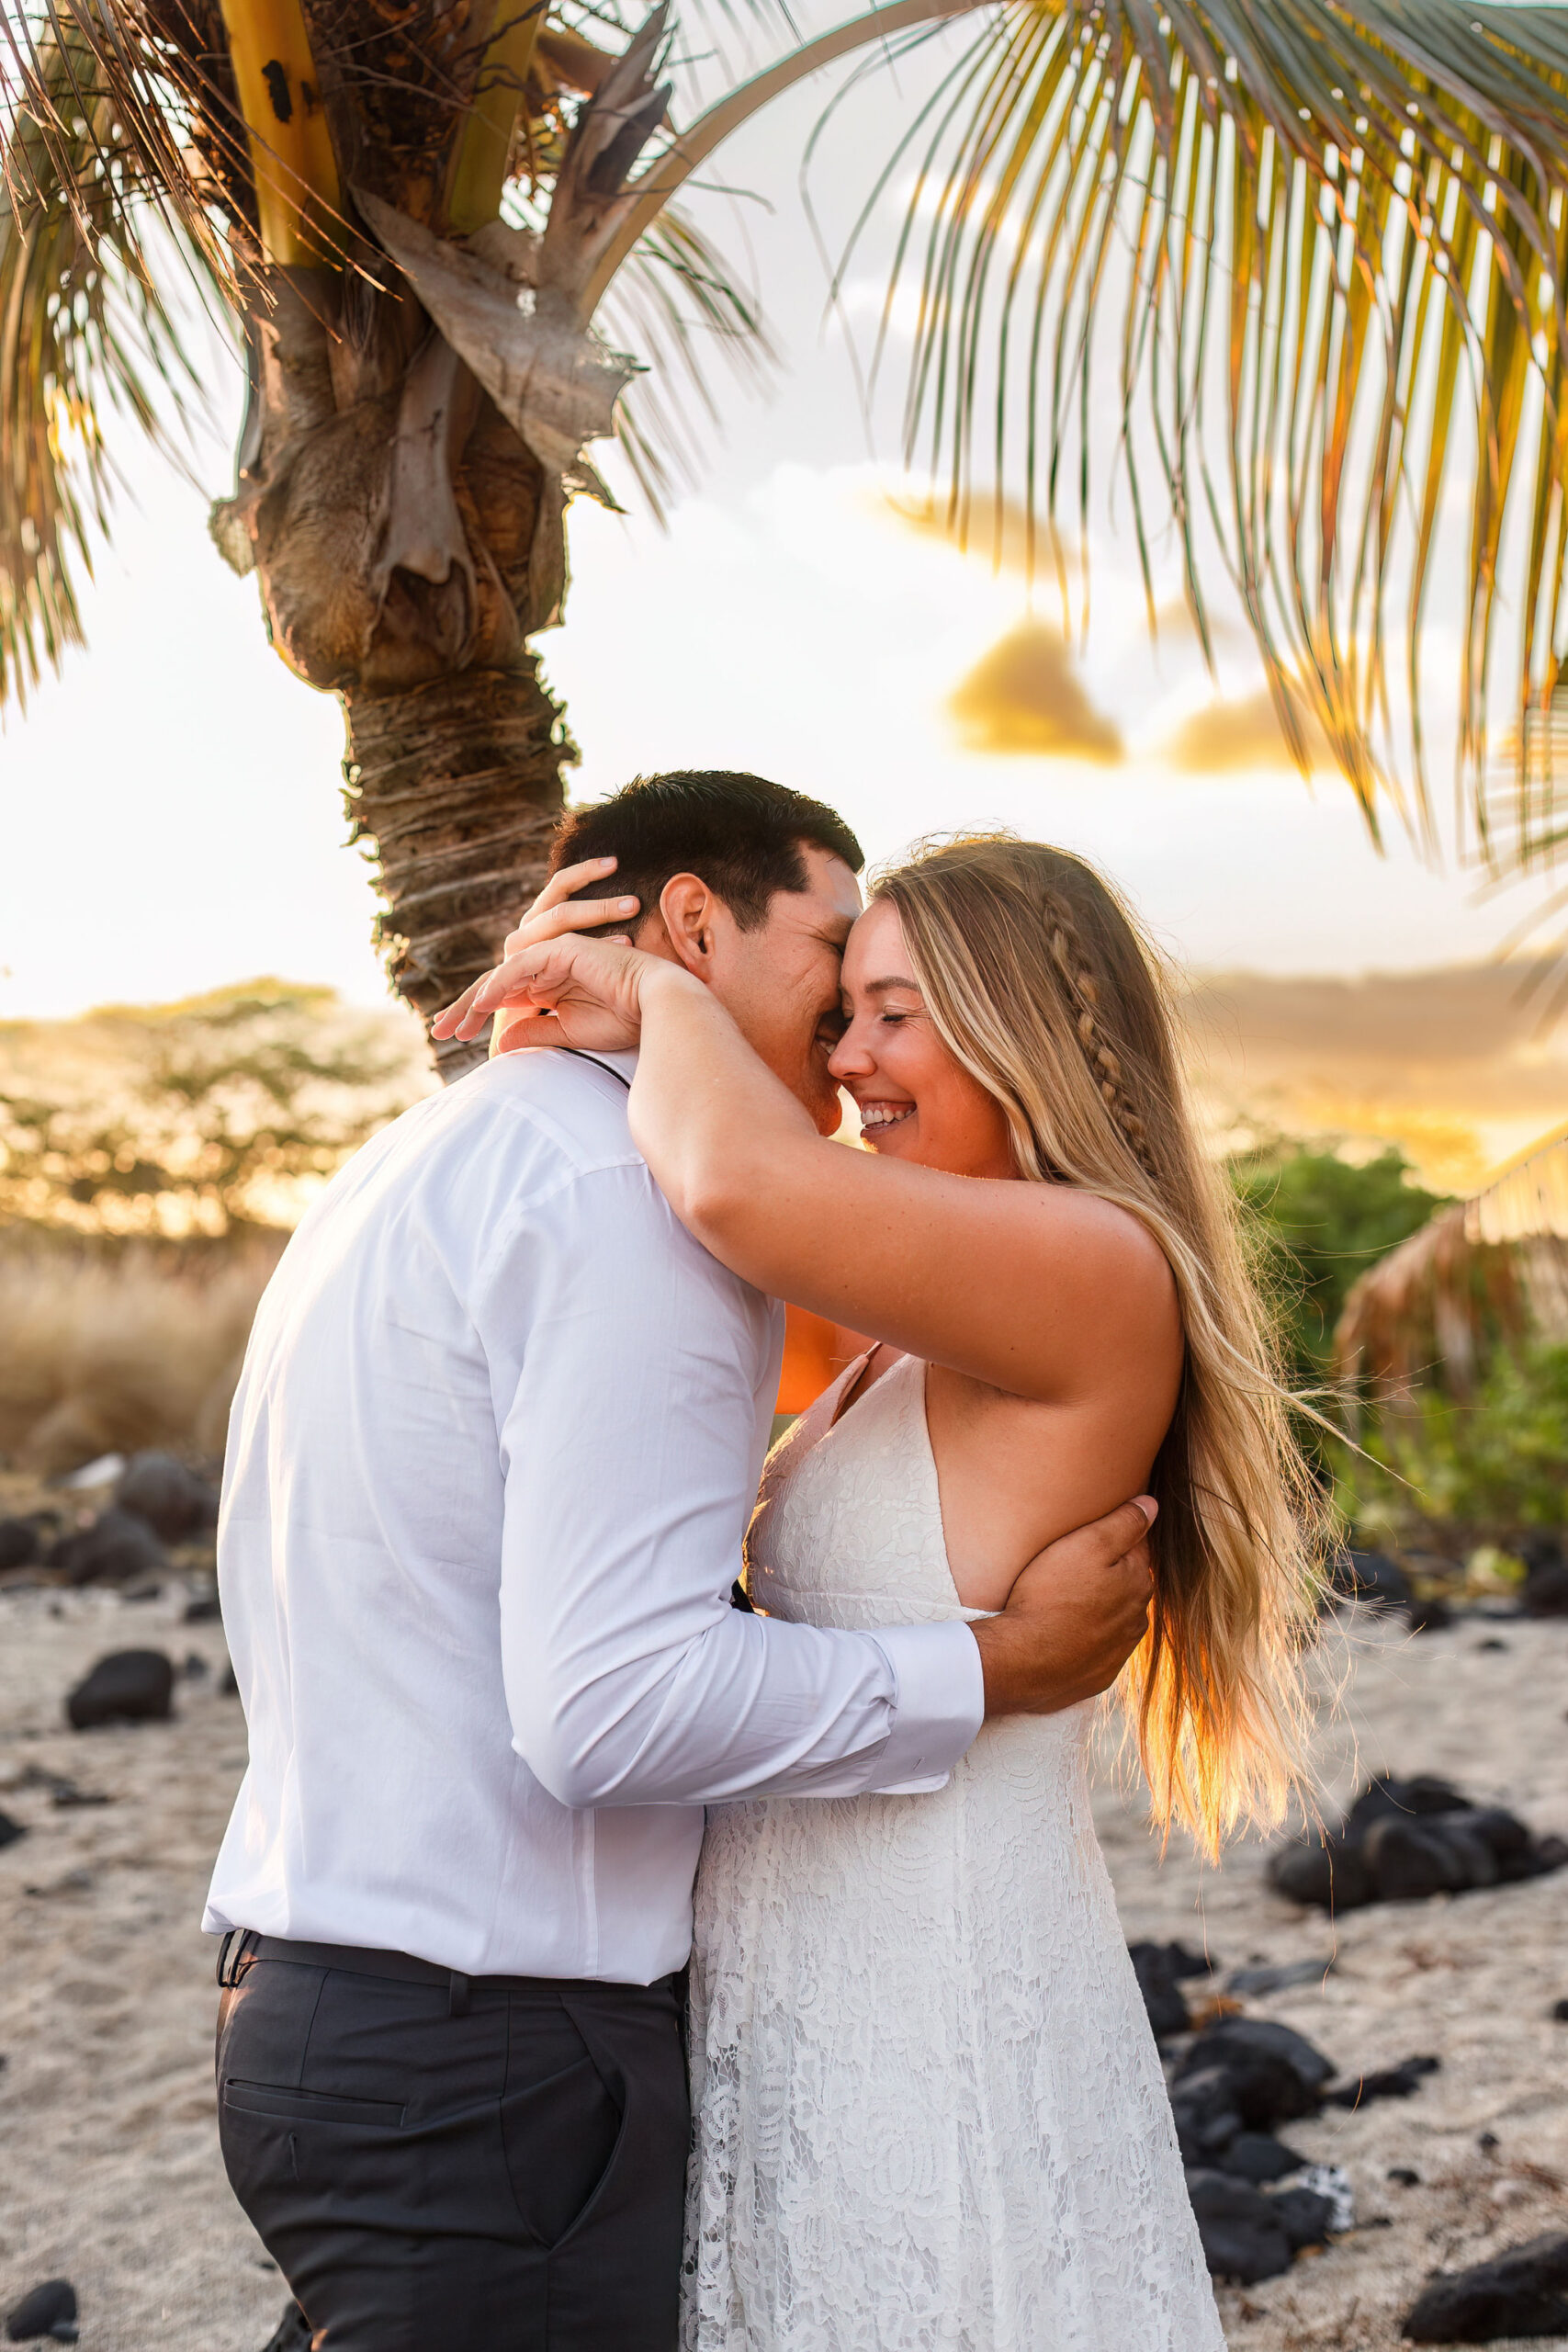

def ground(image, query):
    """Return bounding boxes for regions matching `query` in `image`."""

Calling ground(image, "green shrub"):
[1228,1137,1450,1387]
[1333,1338,1568,1540]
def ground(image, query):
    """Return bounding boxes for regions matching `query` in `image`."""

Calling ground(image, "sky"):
[1,18,1558,1041]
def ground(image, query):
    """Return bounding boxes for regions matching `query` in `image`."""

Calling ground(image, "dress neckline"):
[827,1345,879,1433]
[774,1351,987,1624]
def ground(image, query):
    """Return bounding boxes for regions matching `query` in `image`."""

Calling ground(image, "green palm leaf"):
[0,0,775,691]
[842,0,1568,858]
[602,199,776,519]
[0,8,228,704]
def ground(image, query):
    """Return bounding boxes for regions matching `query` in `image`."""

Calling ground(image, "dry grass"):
[0,1236,284,1473]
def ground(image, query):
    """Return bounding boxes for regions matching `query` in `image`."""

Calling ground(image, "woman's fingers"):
[431,976,489,1039]
[500,891,639,956]
[436,861,640,1041]
[524,856,618,917]
[499,858,637,956]
[434,933,641,1044]
[455,939,592,1036]
[433,953,542,1040]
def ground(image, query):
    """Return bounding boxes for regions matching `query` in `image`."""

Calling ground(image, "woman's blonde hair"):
[873,833,1321,1855]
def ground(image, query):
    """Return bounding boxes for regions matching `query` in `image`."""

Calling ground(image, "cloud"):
[1163,684,1330,775]
[1148,596,1245,654]
[946,621,1124,762]
[882,492,1077,578]
[1180,956,1568,1186]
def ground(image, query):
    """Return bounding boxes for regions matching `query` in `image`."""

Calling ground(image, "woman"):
[440,834,1317,2349]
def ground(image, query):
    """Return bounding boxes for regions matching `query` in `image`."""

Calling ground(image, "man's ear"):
[657,873,726,981]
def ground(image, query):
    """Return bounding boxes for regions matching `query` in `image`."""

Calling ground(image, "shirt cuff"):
[863,1621,985,1794]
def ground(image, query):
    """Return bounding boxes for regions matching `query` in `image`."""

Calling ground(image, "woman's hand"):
[433,933,678,1055]
[431,857,643,1053]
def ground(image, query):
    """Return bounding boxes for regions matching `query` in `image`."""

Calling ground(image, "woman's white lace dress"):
[682,1351,1225,2351]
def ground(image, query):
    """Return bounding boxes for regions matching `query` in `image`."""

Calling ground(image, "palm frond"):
[0,10,223,705]
[839,0,1568,861]
[599,196,774,517]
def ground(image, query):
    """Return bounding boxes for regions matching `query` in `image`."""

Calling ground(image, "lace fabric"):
[682,1352,1225,2350]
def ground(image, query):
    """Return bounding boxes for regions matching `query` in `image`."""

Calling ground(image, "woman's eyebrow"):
[863,974,922,995]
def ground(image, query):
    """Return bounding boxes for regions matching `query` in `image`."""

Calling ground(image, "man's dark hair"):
[548,772,863,935]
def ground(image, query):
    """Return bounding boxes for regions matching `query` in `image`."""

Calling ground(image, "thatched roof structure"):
[1335,1125,1568,1398]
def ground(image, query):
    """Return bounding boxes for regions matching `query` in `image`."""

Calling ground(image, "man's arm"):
[478,1160,985,1810]
[477,1159,1155,1811]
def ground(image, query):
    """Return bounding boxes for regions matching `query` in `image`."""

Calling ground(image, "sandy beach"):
[0,1586,1563,2351]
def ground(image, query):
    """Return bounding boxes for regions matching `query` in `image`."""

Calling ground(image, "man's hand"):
[971,1498,1156,1718]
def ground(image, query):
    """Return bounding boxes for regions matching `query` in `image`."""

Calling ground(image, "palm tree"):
[6,0,1568,1076]
[1337,1114,1568,1402]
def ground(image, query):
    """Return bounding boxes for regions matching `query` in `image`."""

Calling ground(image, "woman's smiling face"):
[827,898,1018,1181]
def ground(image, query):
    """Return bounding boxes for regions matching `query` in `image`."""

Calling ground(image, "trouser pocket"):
[499,2042,623,2251]
[224,2080,407,2130]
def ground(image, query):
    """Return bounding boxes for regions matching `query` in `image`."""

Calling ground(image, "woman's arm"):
[437,933,1179,1403]
[627,965,1179,1407]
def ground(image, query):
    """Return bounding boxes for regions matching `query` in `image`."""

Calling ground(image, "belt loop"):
[448,1970,471,2018]
[217,1928,256,1990]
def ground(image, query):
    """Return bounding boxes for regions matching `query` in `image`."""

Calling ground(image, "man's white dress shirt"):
[204,1048,985,1984]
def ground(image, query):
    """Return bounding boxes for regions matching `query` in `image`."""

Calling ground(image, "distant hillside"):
[6,959,1557,1220]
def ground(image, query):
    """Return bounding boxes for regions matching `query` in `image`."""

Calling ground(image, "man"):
[207,771,1155,2350]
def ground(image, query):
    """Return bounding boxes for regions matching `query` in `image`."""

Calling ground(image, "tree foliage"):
[1229,1135,1450,1383]
[1334,1336,1568,1535]
[7,0,1568,863]
[0,980,426,1234]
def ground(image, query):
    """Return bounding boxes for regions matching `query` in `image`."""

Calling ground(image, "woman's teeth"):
[860,1103,914,1132]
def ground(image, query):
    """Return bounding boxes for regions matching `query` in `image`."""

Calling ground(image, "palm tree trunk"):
[344,660,577,1080]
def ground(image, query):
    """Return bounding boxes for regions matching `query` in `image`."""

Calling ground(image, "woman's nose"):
[828,1023,874,1080]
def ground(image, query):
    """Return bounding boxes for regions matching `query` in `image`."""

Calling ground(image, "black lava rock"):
[1184,2169,1294,2283]
[1267,2185,1337,2252]
[1169,2018,1333,2164]
[66,1648,175,1729]
[1402,2231,1568,2341]
[1407,1596,1454,1634]
[1522,1559,1568,1617]
[1216,2132,1305,2184]
[0,1811,28,1851]
[114,1452,218,1544]
[0,1518,43,1573]
[1170,2064,1246,2165]
[260,2303,311,2352]
[1268,1838,1372,1910]
[1551,1997,1568,2023]
[1344,1775,1473,1838]
[1129,1939,1214,2042]
[1390,2166,1422,2186]
[1360,1817,1487,1899]
[1326,1548,1413,1609]
[1518,1531,1562,1578]
[1226,1957,1331,1996]
[1178,2018,1335,2120]
[5,2278,77,2343]
[184,1592,223,1623]
[1326,2055,1440,2108]
[49,1508,166,1588]
[1269,1775,1564,1912]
